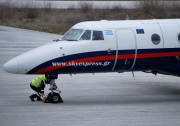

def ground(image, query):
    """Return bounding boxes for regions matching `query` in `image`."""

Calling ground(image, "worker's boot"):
[29,94,37,102]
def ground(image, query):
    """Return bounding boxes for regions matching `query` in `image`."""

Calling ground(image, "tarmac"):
[1,25,180,126]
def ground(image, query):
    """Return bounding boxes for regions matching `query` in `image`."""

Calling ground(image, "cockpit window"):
[61,29,84,41]
[92,31,104,40]
[80,30,91,40]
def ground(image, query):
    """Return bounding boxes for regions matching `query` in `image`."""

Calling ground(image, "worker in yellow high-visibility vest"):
[29,75,50,102]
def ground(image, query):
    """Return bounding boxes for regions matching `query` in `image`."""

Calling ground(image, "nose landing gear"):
[45,74,63,103]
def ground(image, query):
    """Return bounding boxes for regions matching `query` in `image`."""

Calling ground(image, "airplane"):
[3,19,180,102]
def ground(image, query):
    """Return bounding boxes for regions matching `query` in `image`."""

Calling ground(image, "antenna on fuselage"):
[132,71,135,80]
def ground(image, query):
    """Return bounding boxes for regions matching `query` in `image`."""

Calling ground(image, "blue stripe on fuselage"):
[27,48,180,74]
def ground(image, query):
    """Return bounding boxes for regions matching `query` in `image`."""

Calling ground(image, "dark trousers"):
[30,83,41,99]
[30,83,41,93]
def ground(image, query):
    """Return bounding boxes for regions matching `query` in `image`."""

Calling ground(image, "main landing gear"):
[45,74,63,103]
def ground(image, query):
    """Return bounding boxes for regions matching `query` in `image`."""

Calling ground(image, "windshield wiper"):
[53,39,60,42]
[67,39,77,41]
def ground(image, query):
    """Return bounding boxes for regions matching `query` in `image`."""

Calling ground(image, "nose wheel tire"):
[50,92,63,103]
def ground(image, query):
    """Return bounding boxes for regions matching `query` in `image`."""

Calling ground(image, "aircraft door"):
[113,29,136,71]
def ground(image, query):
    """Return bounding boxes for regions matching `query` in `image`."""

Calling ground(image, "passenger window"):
[92,31,104,40]
[80,30,91,40]
[151,34,160,45]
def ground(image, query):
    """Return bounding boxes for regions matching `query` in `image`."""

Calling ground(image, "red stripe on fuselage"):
[136,52,180,58]
[117,52,180,59]
[35,51,180,74]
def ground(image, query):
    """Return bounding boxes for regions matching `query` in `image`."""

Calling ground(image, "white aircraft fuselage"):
[3,19,180,77]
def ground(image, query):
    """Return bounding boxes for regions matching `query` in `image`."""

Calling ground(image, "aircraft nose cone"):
[3,58,19,74]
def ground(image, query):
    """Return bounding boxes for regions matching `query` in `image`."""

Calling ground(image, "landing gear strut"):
[45,74,63,103]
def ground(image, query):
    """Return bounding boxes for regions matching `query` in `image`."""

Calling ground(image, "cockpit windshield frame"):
[61,29,84,41]
[79,30,92,41]
[61,28,105,42]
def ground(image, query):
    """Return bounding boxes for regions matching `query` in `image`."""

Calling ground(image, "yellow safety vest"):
[31,75,47,88]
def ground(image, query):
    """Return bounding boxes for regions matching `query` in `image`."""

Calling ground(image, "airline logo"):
[52,61,111,67]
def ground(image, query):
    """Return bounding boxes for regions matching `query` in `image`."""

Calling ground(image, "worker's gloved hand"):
[41,93,45,97]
